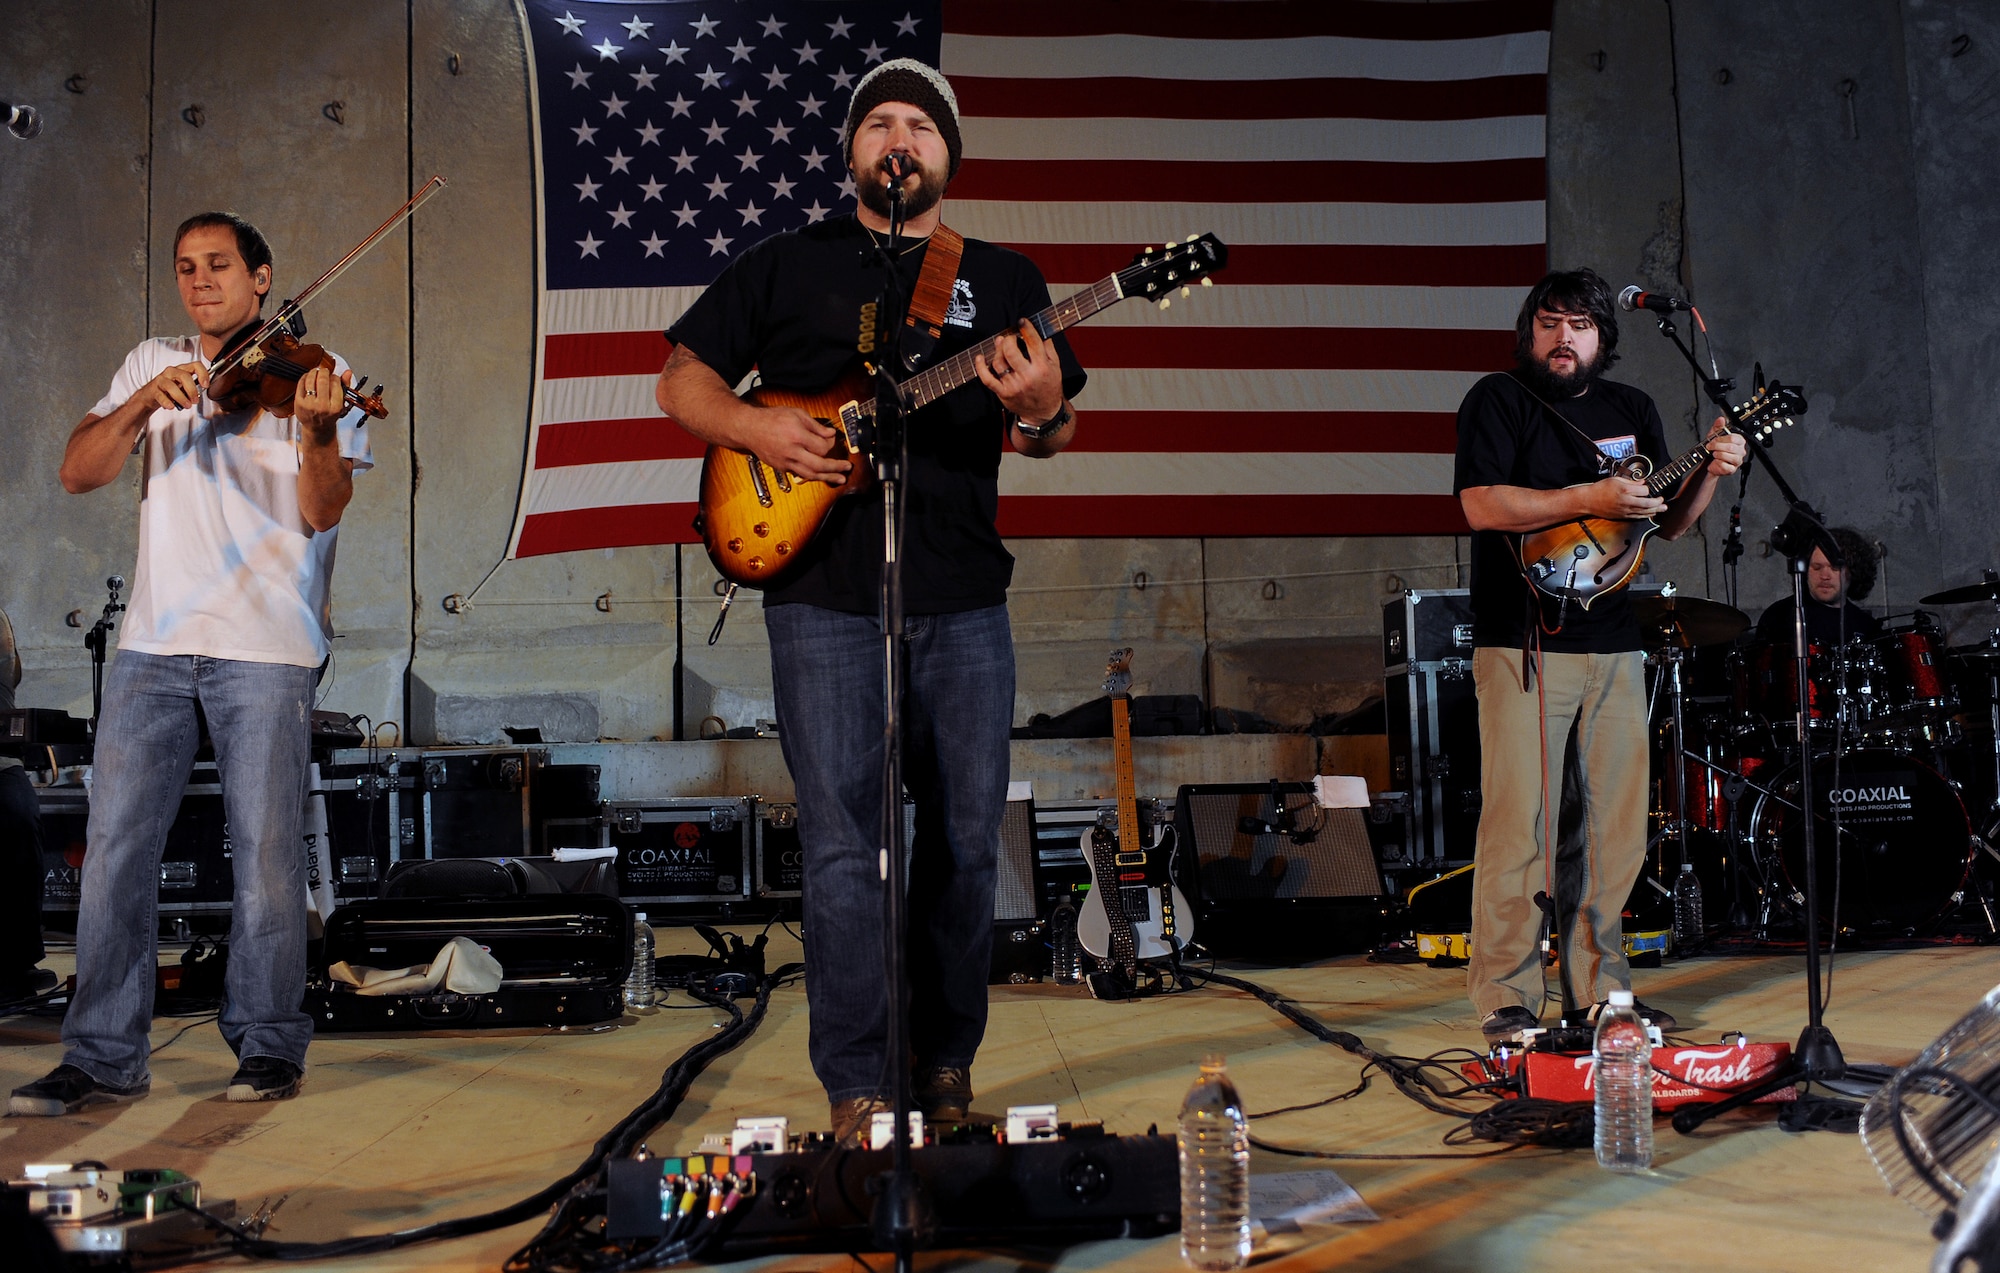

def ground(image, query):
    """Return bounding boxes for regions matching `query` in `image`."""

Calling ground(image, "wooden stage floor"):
[1,928,1980,1272]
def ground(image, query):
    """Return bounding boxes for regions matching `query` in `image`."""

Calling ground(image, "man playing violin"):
[656,59,1085,1146]
[12,212,371,1115]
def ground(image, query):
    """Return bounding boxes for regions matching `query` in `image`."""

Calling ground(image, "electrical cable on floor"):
[152,965,801,1269]
[1204,969,1598,1153]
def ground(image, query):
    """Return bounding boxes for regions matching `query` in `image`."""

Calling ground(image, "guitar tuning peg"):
[1157,297,1171,310]
[1201,276,1213,286]
[1185,233,1197,242]
[1180,286,1190,297]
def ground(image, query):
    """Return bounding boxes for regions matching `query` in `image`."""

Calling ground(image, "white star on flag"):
[575,231,601,257]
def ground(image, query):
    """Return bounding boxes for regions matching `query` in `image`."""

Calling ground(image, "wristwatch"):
[1012,401,1072,440]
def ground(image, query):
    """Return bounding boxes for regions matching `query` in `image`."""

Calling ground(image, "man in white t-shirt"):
[10,212,372,1116]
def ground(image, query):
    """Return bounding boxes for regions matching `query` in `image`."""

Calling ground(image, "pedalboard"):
[6,1163,236,1263]
[607,1108,1177,1256]
[1464,1038,1795,1110]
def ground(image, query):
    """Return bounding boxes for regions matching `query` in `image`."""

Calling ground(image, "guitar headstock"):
[1730,380,1807,444]
[1102,647,1134,699]
[1120,233,1228,309]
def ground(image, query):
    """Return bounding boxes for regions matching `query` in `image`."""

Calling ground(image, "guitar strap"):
[1506,372,1620,475]
[898,223,966,371]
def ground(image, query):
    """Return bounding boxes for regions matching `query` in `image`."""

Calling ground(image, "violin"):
[203,175,448,424]
[208,315,388,419]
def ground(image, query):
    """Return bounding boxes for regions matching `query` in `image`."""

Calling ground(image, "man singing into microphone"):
[656,59,1084,1145]
[11,212,371,1115]
[1454,269,1743,1044]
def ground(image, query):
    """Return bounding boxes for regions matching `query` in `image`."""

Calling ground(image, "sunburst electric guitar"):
[1518,381,1805,607]
[695,234,1228,588]
[1075,649,1193,976]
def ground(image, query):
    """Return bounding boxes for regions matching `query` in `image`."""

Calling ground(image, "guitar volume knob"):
[754,522,770,538]
[726,537,744,554]
[746,555,765,572]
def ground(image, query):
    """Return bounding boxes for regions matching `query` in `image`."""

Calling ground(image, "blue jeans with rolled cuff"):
[62,651,316,1088]
[765,602,1014,1105]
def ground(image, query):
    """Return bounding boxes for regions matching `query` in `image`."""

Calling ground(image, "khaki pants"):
[1467,646,1649,1019]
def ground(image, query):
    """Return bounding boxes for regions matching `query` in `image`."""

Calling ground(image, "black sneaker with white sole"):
[226,1056,303,1103]
[1480,1005,1540,1044]
[9,1064,150,1116]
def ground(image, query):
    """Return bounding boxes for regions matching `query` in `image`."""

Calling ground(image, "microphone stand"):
[82,576,125,737]
[861,157,932,1272]
[1645,314,1848,1131]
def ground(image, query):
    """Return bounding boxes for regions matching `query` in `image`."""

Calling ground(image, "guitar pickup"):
[1113,851,1146,866]
[745,453,773,508]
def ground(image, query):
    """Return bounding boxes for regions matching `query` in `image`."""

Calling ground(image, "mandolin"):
[694,234,1228,588]
[1518,381,1804,607]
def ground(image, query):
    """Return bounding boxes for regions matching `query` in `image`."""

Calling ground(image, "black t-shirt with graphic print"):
[666,215,1086,616]
[1453,370,1672,653]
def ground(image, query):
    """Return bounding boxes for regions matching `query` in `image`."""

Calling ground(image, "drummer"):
[1755,526,1881,647]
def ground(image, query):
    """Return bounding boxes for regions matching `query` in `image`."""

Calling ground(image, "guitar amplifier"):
[1174,782,1392,957]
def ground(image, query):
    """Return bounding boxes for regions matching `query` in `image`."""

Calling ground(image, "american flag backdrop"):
[507,0,1551,559]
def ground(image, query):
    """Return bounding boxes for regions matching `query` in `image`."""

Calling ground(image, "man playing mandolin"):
[1454,268,1743,1045]
[12,212,370,1116]
[655,59,1085,1145]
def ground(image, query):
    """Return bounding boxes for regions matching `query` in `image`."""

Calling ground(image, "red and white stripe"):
[509,0,1549,558]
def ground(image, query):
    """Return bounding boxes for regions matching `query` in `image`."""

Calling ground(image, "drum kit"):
[1641,570,2000,939]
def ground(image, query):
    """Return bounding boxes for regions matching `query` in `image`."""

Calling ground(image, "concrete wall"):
[4,0,1995,748]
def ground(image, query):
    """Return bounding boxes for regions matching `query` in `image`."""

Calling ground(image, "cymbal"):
[1631,594,1750,648]
[1920,576,2000,605]
[1948,643,2000,661]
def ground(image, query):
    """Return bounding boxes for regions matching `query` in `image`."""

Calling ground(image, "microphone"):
[1618,285,1691,313]
[884,153,911,182]
[3,101,42,140]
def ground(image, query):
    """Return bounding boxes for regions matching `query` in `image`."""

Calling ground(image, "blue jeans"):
[766,602,1014,1104]
[64,651,317,1086]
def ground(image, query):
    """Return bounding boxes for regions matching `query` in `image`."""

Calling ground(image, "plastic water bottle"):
[1593,989,1653,1172]
[625,911,655,1012]
[1049,902,1084,984]
[1178,1055,1250,1270]
[1671,863,1704,954]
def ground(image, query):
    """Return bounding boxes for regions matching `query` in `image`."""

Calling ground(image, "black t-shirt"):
[1453,371,1672,653]
[1756,596,1881,647]
[666,216,1086,615]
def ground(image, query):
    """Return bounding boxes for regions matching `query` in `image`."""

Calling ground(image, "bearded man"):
[1452,268,1743,1044]
[654,59,1084,1143]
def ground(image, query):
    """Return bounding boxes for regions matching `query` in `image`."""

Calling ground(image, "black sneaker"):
[9,1064,150,1116]
[1590,998,1679,1032]
[914,1066,973,1122]
[1480,1005,1540,1044]
[0,968,59,1005]
[226,1056,303,1103]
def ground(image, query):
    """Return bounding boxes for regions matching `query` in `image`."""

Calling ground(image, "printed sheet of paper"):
[1249,1169,1379,1234]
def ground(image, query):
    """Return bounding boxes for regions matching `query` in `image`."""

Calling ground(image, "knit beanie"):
[841,58,963,180]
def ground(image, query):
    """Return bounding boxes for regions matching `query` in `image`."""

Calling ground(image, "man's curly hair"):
[1827,526,1878,601]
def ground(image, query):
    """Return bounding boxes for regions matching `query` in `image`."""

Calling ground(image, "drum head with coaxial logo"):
[1750,747,1972,931]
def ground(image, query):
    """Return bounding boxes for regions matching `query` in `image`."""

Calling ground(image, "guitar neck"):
[898,272,1127,412]
[1111,696,1139,849]
[1643,439,1716,497]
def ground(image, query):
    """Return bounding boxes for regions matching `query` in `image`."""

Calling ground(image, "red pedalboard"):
[1462,1042,1795,1110]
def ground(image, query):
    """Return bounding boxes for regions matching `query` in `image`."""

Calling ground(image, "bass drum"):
[1749,747,1972,931]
